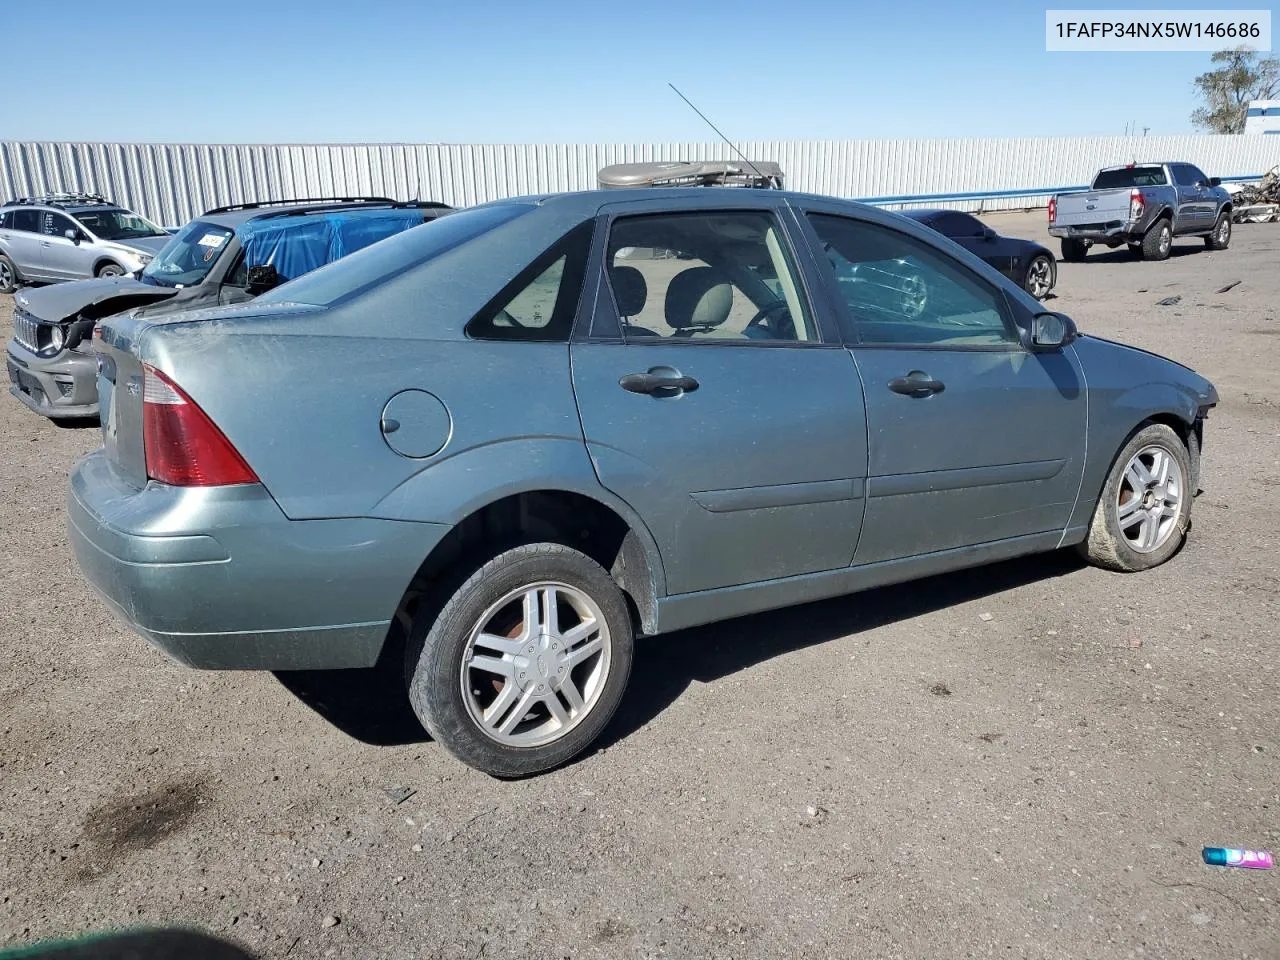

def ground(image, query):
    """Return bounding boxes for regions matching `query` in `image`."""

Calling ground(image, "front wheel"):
[1077,423,1193,572]
[407,543,634,777]
[1205,212,1231,251]
[96,262,125,278]
[1022,254,1054,299]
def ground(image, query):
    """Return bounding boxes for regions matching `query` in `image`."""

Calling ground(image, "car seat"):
[610,265,660,337]
[665,267,732,338]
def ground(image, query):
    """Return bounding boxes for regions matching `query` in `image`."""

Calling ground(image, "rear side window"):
[466,219,595,342]
[1093,167,1168,189]
[0,211,10,229]
[11,210,40,232]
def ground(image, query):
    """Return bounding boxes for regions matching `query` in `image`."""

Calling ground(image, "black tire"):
[407,542,634,778]
[1060,238,1088,262]
[1077,423,1193,573]
[96,262,125,278]
[1140,218,1172,261]
[1205,212,1231,250]
[0,254,20,294]
[1021,253,1055,300]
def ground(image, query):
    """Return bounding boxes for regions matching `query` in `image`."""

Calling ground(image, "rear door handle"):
[888,373,945,398]
[619,372,699,396]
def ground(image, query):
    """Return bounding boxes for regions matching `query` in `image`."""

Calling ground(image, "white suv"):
[0,193,172,293]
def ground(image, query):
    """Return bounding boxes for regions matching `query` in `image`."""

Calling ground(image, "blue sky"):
[10,0,1260,143]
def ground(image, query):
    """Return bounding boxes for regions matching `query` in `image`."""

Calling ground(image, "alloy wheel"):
[459,582,612,747]
[1115,444,1184,553]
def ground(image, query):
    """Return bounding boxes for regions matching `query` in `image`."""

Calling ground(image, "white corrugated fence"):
[3,137,1280,226]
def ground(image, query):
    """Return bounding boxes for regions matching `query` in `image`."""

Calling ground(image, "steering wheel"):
[745,300,793,337]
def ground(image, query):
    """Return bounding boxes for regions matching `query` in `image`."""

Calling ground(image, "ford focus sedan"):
[68,189,1218,777]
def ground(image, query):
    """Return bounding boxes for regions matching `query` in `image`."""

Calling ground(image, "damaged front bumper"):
[6,341,100,419]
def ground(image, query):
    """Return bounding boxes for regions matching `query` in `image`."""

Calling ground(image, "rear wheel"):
[95,262,125,278]
[1140,218,1172,261]
[0,254,19,293]
[1022,254,1054,299]
[1060,238,1088,262]
[1077,423,1192,572]
[1205,212,1231,250]
[407,543,634,777]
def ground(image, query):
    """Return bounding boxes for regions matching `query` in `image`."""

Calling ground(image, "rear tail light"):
[142,365,258,486]
[1129,188,1145,220]
[1047,197,1056,223]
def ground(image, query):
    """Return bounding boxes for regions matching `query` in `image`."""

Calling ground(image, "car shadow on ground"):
[1074,244,1205,265]
[52,417,100,430]
[273,550,1086,753]
[591,549,1084,757]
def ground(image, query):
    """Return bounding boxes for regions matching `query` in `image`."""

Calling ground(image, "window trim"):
[465,218,595,343]
[799,209,1026,352]
[593,206,836,349]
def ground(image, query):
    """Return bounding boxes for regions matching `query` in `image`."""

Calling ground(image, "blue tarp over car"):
[236,208,430,281]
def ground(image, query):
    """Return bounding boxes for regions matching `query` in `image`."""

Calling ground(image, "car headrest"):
[610,265,647,318]
[665,267,732,330]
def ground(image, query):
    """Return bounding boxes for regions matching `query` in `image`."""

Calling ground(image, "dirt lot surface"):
[2,211,1278,960]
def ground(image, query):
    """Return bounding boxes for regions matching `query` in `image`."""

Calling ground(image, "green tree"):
[1191,46,1280,133]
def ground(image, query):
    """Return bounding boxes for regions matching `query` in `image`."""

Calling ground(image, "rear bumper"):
[68,447,450,670]
[7,344,99,419]
[1048,220,1143,244]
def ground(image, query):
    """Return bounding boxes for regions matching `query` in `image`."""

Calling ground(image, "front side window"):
[1187,165,1210,185]
[1170,164,1195,186]
[139,220,234,288]
[467,219,594,342]
[808,213,1016,348]
[604,211,816,343]
[41,212,76,238]
[75,207,167,241]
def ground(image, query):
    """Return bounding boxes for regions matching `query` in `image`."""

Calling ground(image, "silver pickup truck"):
[1049,162,1233,262]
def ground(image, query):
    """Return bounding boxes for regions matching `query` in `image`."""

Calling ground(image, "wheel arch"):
[92,256,125,276]
[397,487,665,638]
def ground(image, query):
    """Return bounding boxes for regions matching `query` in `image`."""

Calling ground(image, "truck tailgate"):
[1054,189,1131,226]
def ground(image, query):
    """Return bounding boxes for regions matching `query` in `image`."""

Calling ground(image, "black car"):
[901,209,1056,300]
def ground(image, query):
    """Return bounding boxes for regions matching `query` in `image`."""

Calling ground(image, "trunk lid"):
[1052,189,1133,227]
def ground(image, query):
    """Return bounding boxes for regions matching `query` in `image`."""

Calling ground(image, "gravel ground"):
[1,210,1278,960]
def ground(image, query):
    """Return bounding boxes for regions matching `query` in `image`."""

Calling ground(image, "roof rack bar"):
[3,192,112,208]
[202,196,401,215]
[248,199,454,222]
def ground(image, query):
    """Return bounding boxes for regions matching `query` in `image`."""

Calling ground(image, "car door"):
[4,210,49,279]
[1169,164,1204,233]
[39,211,95,280]
[1184,164,1218,227]
[570,197,869,595]
[798,206,1087,565]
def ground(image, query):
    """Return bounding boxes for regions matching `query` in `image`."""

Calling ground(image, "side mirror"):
[1028,311,1078,351]
[64,228,80,244]
[1208,176,1222,187]
[245,263,282,295]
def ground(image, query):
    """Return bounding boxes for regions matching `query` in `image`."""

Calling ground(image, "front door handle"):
[888,372,945,398]
[619,372,699,396]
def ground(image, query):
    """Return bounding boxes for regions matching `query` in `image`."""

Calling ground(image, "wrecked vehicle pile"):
[1229,165,1280,223]
[6,196,450,420]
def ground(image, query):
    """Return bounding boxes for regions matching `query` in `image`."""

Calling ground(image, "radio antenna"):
[668,82,770,185]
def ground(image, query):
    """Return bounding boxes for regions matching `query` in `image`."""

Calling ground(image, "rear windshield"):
[1092,166,1167,189]
[256,203,532,308]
